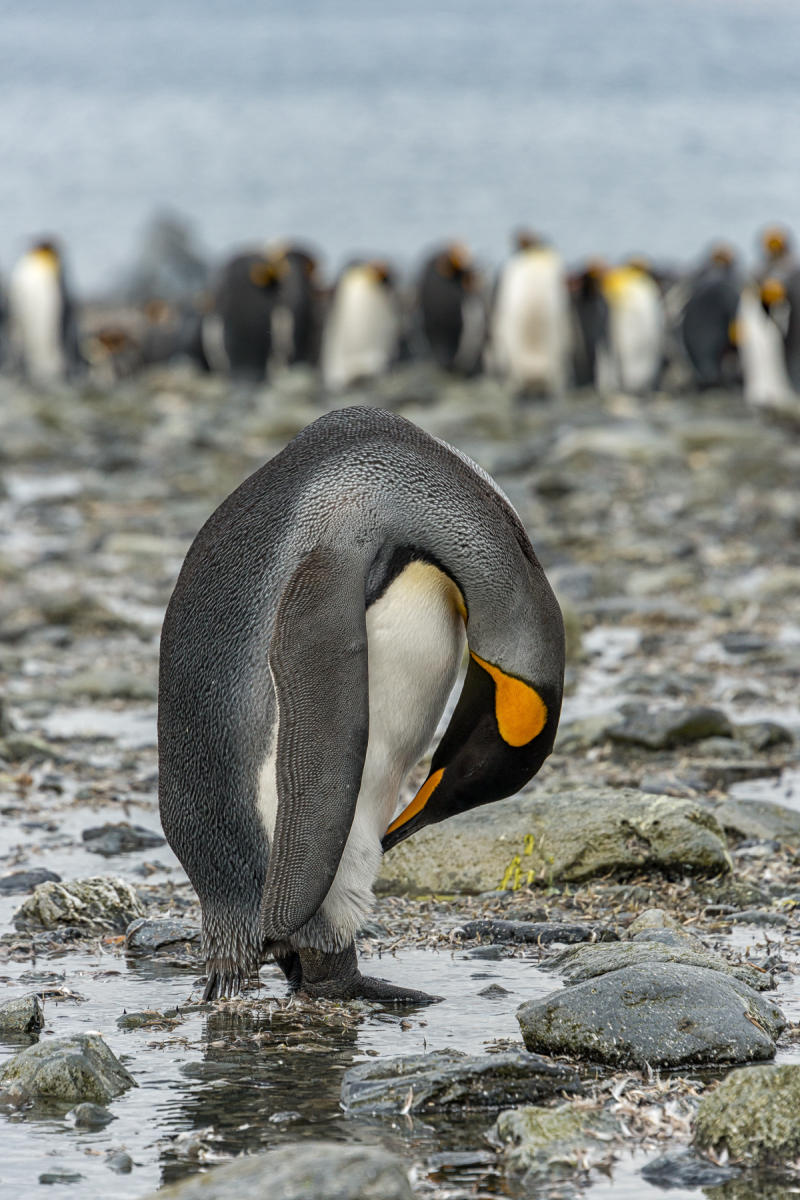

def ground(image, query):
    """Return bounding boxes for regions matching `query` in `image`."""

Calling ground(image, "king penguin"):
[417,243,485,373]
[159,407,565,1002]
[679,245,741,389]
[737,276,796,408]
[7,239,80,386]
[487,231,571,395]
[203,250,281,380]
[320,260,400,392]
[601,259,665,395]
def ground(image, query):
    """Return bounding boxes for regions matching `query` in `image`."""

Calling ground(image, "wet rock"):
[639,768,709,797]
[70,1102,116,1128]
[554,712,618,753]
[0,868,61,895]
[39,1172,84,1185]
[0,732,58,763]
[138,1141,414,1200]
[492,1103,619,1181]
[340,1049,581,1115]
[82,822,166,855]
[106,1151,133,1173]
[1,1033,136,1104]
[116,1009,182,1030]
[465,944,507,960]
[14,876,145,933]
[0,994,45,1037]
[736,721,794,751]
[608,703,734,750]
[377,787,731,895]
[458,919,609,945]
[624,908,682,936]
[550,939,773,991]
[693,1064,800,1166]
[517,963,785,1068]
[125,917,201,953]
[729,909,789,928]
[721,632,770,655]
[641,1148,740,1188]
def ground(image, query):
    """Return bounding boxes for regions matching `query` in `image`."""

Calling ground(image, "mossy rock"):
[694,1064,800,1166]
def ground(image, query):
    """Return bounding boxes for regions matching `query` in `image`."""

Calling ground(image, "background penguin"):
[417,242,485,373]
[736,277,795,408]
[756,225,796,283]
[487,230,571,396]
[320,260,400,391]
[7,239,81,385]
[159,407,565,1002]
[267,242,323,368]
[204,250,281,380]
[569,259,611,388]
[601,258,665,394]
[679,244,741,389]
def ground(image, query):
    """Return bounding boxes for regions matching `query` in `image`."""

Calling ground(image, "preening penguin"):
[487,231,571,395]
[7,239,80,385]
[321,261,400,391]
[417,242,485,373]
[159,407,565,1003]
[737,276,796,409]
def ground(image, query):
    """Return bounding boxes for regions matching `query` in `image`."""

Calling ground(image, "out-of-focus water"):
[1,0,799,290]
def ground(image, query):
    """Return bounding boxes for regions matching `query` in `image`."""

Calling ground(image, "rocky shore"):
[0,364,798,1198]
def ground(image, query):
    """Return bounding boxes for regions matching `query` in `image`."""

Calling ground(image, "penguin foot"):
[202,959,258,1001]
[297,943,442,1005]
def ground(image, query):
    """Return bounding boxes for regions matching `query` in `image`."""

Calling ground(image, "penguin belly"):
[322,272,398,391]
[491,251,569,392]
[605,272,664,394]
[737,289,794,408]
[8,255,65,384]
[257,559,465,949]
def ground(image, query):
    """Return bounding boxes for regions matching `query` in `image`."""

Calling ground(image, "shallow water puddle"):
[0,948,555,1198]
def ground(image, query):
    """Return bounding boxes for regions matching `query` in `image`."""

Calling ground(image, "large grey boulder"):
[607,703,734,750]
[517,963,785,1069]
[137,1142,413,1200]
[550,939,774,992]
[14,875,144,933]
[377,787,730,895]
[1,1033,136,1104]
[341,1049,580,1115]
[693,1064,800,1167]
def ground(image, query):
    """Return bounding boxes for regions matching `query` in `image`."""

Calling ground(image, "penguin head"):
[383,578,564,852]
[709,243,736,268]
[514,229,544,253]
[30,239,61,273]
[435,242,473,281]
[762,225,791,260]
[366,259,393,287]
[248,257,281,289]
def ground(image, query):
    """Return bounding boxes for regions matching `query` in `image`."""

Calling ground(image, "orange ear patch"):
[385,768,444,836]
[471,653,547,747]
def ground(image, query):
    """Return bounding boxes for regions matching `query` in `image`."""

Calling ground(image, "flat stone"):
[608,704,734,750]
[0,994,45,1037]
[40,1172,84,1185]
[82,823,165,855]
[137,1142,414,1200]
[693,1064,800,1166]
[457,920,607,945]
[1,1033,136,1104]
[736,721,795,751]
[517,963,785,1068]
[378,787,731,896]
[550,939,773,991]
[704,797,800,844]
[14,876,144,933]
[0,868,62,895]
[125,917,201,953]
[492,1103,620,1181]
[729,909,789,927]
[641,1148,739,1189]
[340,1049,581,1115]
[106,1152,133,1174]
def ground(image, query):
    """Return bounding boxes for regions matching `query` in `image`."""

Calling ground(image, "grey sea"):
[1,0,799,292]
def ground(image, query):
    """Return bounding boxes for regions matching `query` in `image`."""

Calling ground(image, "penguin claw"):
[353,974,443,1006]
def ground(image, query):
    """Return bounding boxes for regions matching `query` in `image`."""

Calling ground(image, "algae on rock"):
[1,1033,136,1104]
[693,1064,800,1167]
[378,786,731,896]
[14,875,144,933]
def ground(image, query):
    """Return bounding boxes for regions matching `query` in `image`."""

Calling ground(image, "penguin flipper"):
[260,546,369,946]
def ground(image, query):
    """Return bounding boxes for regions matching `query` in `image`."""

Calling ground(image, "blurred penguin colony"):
[3,218,800,408]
